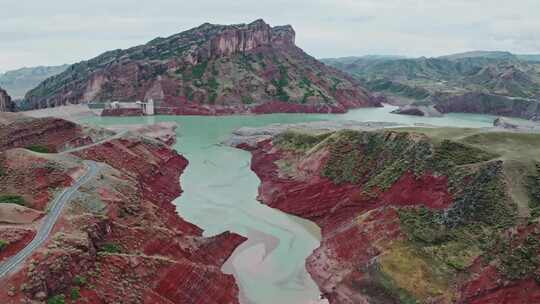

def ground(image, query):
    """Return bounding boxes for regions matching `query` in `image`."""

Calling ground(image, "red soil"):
[0,152,75,211]
[0,228,36,262]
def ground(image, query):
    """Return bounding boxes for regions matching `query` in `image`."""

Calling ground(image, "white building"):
[105,99,155,115]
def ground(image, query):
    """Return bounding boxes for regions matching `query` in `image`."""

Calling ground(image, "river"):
[82,105,496,304]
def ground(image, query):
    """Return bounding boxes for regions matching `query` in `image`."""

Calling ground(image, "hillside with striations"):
[25,19,378,114]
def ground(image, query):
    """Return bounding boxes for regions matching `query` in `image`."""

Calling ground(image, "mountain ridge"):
[23,19,378,114]
[323,50,540,120]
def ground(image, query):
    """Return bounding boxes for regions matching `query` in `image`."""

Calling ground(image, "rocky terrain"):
[24,19,379,114]
[323,51,540,120]
[0,113,245,303]
[0,87,15,112]
[0,65,69,101]
[231,122,540,303]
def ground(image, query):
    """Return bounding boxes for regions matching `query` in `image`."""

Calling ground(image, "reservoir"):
[83,106,496,304]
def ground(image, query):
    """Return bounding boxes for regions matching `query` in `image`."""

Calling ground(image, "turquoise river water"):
[83,105,497,304]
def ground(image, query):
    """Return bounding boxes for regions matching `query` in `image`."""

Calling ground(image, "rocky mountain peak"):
[205,19,295,58]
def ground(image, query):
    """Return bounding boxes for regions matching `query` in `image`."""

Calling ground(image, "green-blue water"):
[82,106,496,304]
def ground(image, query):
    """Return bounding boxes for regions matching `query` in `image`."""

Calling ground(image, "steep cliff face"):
[235,126,540,304]
[0,87,15,112]
[0,114,245,303]
[24,19,379,114]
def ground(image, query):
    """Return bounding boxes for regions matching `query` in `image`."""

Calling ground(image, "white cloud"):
[1,0,539,70]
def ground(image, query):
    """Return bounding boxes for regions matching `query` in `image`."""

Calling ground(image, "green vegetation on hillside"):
[498,233,540,281]
[365,79,431,100]
[70,287,81,300]
[191,61,208,79]
[0,240,8,251]
[274,65,290,102]
[433,140,499,168]
[73,275,87,286]
[274,130,330,151]
[99,243,122,254]
[47,294,65,304]
[527,163,540,218]
[0,195,26,206]
[25,145,52,153]
[320,131,433,188]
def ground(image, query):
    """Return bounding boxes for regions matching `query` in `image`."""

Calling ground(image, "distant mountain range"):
[322,51,540,120]
[0,65,69,99]
[22,19,377,114]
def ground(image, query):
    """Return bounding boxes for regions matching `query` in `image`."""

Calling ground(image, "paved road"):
[0,161,100,278]
[61,131,128,154]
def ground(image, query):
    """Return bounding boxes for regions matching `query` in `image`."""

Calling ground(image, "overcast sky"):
[1,0,539,71]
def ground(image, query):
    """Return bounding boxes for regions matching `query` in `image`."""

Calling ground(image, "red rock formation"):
[237,129,539,304]
[0,115,94,153]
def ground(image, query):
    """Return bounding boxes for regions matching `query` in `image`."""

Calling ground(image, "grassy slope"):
[395,127,540,217]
